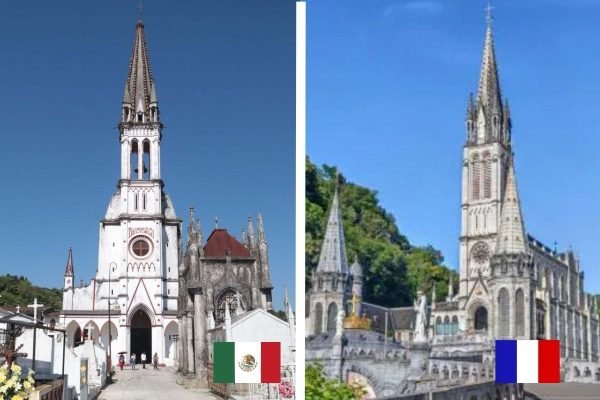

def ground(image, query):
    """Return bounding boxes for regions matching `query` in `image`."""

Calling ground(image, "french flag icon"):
[495,340,560,383]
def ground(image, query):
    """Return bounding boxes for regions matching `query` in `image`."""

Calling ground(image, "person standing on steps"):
[130,353,136,370]
[153,352,158,370]
[141,352,147,369]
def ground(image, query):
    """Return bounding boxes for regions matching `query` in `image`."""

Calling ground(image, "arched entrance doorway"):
[131,309,152,364]
[474,306,488,331]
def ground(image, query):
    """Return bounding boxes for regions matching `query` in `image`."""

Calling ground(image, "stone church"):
[176,208,275,383]
[60,19,180,366]
[306,11,600,399]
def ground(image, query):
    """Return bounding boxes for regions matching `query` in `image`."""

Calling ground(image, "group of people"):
[117,351,159,371]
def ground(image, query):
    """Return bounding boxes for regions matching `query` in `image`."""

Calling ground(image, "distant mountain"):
[0,274,62,312]
[306,157,458,307]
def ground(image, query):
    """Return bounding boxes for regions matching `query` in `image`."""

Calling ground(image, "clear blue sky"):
[0,1,295,309]
[308,0,600,293]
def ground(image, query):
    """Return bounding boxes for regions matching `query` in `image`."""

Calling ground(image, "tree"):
[305,364,360,400]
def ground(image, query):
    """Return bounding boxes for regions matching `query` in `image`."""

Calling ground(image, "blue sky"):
[0,1,295,309]
[308,0,600,293]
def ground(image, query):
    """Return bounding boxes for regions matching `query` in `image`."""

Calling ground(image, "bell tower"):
[97,18,181,322]
[459,8,512,298]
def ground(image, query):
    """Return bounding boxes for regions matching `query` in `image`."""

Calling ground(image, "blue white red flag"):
[495,340,560,383]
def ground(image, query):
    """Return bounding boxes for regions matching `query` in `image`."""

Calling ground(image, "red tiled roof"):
[203,229,251,257]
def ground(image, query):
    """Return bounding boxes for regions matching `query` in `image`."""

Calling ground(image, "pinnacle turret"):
[316,188,348,274]
[496,162,527,254]
[121,20,159,125]
[64,248,74,277]
[257,212,266,244]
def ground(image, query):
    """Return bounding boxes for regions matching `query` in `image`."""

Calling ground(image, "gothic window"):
[474,306,488,331]
[314,303,323,334]
[435,317,442,336]
[483,156,492,199]
[472,157,481,200]
[515,289,524,337]
[327,303,338,334]
[443,316,450,335]
[498,288,510,337]
[216,289,240,324]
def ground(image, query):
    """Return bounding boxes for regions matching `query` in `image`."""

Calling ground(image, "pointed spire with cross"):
[485,2,493,27]
[28,298,44,321]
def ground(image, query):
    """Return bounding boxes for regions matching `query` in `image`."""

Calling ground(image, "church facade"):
[177,209,275,384]
[60,20,181,366]
[306,11,600,399]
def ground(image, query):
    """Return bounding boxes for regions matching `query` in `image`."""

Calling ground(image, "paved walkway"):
[524,383,600,399]
[98,367,219,400]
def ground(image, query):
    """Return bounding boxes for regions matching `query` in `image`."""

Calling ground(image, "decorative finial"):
[214,216,218,229]
[485,2,493,27]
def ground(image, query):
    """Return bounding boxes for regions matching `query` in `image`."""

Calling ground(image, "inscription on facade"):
[129,227,154,238]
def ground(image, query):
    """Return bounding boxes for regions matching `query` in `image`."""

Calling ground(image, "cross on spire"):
[15,305,20,314]
[27,298,44,321]
[485,2,494,26]
[136,1,144,20]
[214,216,219,229]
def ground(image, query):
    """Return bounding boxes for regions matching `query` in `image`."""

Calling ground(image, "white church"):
[60,19,181,366]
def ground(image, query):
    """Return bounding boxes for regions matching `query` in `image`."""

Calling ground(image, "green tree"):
[305,364,359,400]
[0,275,62,311]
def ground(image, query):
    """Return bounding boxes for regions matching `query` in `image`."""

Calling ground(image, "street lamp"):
[107,264,114,384]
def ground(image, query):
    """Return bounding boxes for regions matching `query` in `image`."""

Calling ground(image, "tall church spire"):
[316,187,348,274]
[496,162,527,254]
[466,5,511,146]
[121,20,159,124]
[477,6,502,115]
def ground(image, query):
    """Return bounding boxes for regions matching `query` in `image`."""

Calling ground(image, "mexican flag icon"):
[213,342,281,383]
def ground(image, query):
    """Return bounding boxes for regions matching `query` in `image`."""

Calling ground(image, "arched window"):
[474,306,488,331]
[314,303,323,334]
[130,140,139,180]
[327,303,338,334]
[443,316,450,336]
[436,317,442,336]
[515,289,525,337]
[483,155,492,199]
[215,289,239,324]
[498,288,510,337]
[472,156,481,200]
[142,139,151,179]
[451,316,459,334]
